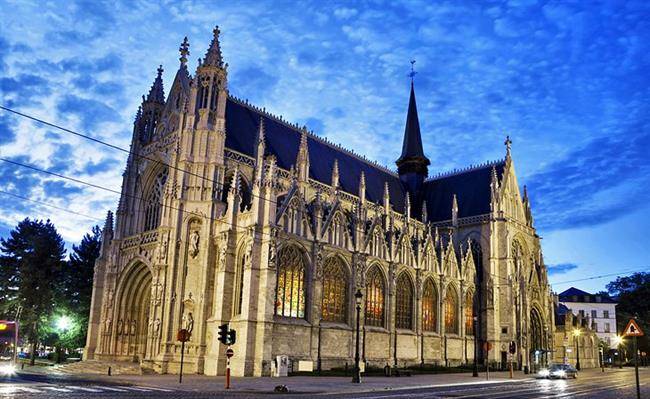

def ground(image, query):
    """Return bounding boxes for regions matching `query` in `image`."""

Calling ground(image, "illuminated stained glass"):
[275,245,305,318]
[364,266,385,327]
[422,279,437,332]
[444,286,458,334]
[395,273,413,329]
[321,257,348,323]
[465,291,474,335]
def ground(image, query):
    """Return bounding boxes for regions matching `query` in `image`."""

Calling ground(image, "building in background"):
[85,26,556,377]
[558,287,617,346]
[552,301,600,368]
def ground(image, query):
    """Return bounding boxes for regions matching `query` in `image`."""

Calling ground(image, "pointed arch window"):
[233,246,249,316]
[143,169,168,231]
[444,285,459,334]
[364,266,385,327]
[321,257,348,323]
[464,291,474,335]
[395,273,414,330]
[275,245,306,318]
[422,279,438,332]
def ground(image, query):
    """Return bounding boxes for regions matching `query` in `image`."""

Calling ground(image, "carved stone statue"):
[186,312,194,333]
[189,230,200,258]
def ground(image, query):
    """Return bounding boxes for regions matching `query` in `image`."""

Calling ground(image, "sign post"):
[622,318,644,399]
[225,347,234,389]
[217,323,237,389]
[509,341,516,379]
[483,341,492,380]
[176,329,191,384]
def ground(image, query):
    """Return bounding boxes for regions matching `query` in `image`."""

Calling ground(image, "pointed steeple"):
[396,82,430,175]
[203,25,224,68]
[296,127,310,182]
[146,65,165,104]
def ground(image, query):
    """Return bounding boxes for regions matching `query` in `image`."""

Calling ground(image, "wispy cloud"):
[547,263,579,276]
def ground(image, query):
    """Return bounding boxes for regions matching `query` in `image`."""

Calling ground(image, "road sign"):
[623,319,644,337]
[226,348,234,358]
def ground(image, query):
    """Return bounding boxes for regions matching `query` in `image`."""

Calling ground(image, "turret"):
[136,66,166,144]
[192,26,228,131]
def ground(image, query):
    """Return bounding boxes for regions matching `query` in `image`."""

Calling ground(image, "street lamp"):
[472,316,478,377]
[352,289,363,384]
[55,315,72,364]
[613,335,624,369]
[573,329,581,371]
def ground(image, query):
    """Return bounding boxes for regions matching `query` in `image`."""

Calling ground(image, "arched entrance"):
[113,262,153,362]
[529,308,545,371]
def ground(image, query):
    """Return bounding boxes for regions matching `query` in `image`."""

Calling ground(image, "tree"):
[0,218,66,365]
[607,272,650,355]
[61,226,101,350]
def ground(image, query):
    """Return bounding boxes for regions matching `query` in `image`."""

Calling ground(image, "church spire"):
[396,81,429,172]
[146,65,165,104]
[203,25,224,68]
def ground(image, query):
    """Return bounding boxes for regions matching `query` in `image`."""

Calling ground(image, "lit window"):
[365,266,385,327]
[395,273,413,330]
[464,291,474,335]
[444,286,458,334]
[321,257,348,323]
[275,245,306,318]
[422,279,437,332]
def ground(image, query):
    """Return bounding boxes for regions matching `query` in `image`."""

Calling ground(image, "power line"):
[0,190,104,221]
[551,269,648,287]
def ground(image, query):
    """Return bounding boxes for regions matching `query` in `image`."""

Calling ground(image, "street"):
[0,367,647,398]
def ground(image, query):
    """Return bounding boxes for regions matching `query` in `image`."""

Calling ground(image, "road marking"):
[91,385,129,392]
[0,386,43,393]
[133,385,174,391]
[116,385,155,391]
[66,386,104,392]
[42,387,73,392]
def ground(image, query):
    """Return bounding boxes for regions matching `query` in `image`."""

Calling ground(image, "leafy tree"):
[607,272,650,355]
[0,218,66,365]
[61,226,101,350]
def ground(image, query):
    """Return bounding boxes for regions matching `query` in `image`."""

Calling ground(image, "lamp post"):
[55,315,72,364]
[352,289,363,383]
[573,329,581,371]
[472,316,478,377]
[613,335,624,369]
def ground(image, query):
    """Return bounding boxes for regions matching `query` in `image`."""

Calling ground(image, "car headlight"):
[552,370,566,377]
[0,364,16,375]
[538,369,550,377]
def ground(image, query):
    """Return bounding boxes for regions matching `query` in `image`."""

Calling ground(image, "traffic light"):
[218,324,228,345]
[509,341,517,354]
[227,329,236,346]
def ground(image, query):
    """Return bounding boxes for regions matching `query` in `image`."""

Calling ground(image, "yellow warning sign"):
[623,319,644,337]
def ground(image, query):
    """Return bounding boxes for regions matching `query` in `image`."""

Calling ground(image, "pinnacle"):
[179,36,190,65]
[203,25,224,68]
[146,65,165,104]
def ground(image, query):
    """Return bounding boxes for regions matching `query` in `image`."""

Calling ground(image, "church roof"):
[558,287,617,304]
[423,161,505,222]
[224,96,504,223]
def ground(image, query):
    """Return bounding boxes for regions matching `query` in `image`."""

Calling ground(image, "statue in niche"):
[185,312,194,333]
[189,230,200,258]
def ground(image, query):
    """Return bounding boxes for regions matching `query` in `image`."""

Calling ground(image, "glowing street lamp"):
[573,329,581,371]
[613,335,624,368]
[56,316,72,332]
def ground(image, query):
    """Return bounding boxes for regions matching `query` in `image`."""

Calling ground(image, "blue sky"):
[0,1,648,293]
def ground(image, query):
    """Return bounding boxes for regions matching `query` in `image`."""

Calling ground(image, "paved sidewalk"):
[23,367,534,395]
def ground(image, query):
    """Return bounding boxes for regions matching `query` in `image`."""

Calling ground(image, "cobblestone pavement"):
[0,367,647,398]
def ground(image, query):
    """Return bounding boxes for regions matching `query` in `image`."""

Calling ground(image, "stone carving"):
[185,312,194,333]
[116,319,123,336]
[218,243,227,271]
[313,243,323,280]
[354,255,366,289]
[189,230,200,258]
[130,320,137,336]
[243,241,253,269]
[158,236,169,262]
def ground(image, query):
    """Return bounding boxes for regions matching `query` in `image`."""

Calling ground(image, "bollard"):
[21,363,25,370]
[108,366,111,376]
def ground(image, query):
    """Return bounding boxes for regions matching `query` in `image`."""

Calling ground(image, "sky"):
[0,0,648,293]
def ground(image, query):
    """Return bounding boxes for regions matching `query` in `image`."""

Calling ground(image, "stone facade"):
[85,27,556,377]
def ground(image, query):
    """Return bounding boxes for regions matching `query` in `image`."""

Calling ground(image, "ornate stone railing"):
[120,231,160,249]
[224,149,255,167]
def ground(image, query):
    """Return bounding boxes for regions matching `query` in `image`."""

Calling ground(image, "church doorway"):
[529,308,544,372]
[114,262,153,362]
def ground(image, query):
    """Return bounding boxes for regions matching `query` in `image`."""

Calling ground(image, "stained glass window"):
[321,257,348,323]
[395,273,413,329]
[465,291,474,335]
[365,266,385,327]
[143,169,168,231]
[444,286,458,334]
[422,279,437,332]
[275,245,306,318]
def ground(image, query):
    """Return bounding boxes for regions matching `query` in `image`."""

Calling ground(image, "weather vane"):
[408,59,417,82]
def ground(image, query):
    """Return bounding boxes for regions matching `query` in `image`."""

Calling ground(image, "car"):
[537,364,578,379]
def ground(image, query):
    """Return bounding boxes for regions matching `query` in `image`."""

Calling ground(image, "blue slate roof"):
[559,287,617,304]
[224,96,502,222]
[422,162,505,222]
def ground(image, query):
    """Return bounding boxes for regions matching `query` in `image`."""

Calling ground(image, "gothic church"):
[85,26,555,377]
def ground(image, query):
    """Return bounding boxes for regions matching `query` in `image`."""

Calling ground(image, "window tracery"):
[422,279,437,332]
[143,169,168,231]
[465,291,474,335]
[444,285,459,334]
[395,273,413,329]
[364,266,385,327]
[321,257,348,323]
[275,245,306,318]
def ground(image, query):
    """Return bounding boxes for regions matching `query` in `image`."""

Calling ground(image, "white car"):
[537,364,578,379]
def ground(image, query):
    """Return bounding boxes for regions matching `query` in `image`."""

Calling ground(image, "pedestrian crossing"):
[0,384,176,395]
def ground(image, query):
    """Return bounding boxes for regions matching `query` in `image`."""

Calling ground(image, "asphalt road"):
[0,367,647,398]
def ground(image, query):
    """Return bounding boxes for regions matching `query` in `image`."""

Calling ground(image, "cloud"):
[547,263,579,275]
[56,94,121,130]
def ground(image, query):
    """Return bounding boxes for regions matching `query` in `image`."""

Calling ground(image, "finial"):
[203,25,224,67]
[179,36,190,65]
[146,66,165,104]
[505,135,512,158]
[408,59,417,83]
